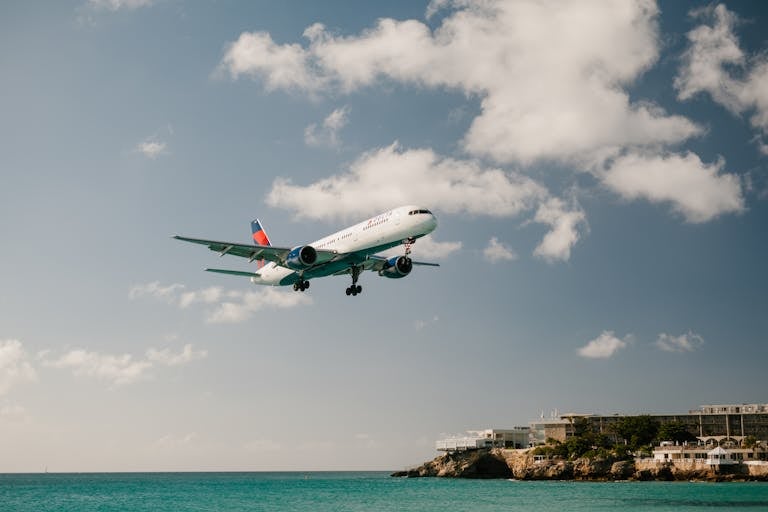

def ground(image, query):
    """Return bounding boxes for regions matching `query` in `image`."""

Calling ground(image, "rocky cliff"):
[392,449,768,481]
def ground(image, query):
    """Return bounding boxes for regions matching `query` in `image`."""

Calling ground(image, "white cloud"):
[676,4,768,149]
[305,106,350,148]
[178,287,224,309]
[220,31,322,91]
[533,198,587,263]
[602,152,744,223]
[43,349,152,386]
[483,237,517,263]
[205,288,311,324]
[131,282,312,323]
[221,1,700,166]
[655,331,704,353]
[129,281,185,302]
[146,344,207,366]
[136,139,167,159]
[89,0,153,10]
[578,331,628,359]
[222,0,745,228]
[0,340,37,396]
[42,341,206,386]
[267,142,548,221]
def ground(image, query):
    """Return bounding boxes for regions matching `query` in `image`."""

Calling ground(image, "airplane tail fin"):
[250,218,272,268]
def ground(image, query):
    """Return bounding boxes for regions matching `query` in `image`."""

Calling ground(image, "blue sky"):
[1,0,767,471]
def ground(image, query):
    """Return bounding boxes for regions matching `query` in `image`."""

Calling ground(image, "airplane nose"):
[425,214,438,232]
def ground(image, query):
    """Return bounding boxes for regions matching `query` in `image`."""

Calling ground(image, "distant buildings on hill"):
[437,402,768,452]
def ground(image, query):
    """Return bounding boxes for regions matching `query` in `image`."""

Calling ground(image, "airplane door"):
[394,210,401,225]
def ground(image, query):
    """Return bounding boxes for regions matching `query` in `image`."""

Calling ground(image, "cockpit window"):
[408,209,432,215]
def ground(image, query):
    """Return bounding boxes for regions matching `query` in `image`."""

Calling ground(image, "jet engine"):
[378,256,413,279]
[285,245,317,270]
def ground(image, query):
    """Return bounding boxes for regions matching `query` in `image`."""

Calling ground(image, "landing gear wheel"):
[345,265,363,297]
[294,279,309,292]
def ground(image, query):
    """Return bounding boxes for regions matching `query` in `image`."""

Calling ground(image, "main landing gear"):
[293,278,309,292]
[345,265,362,297]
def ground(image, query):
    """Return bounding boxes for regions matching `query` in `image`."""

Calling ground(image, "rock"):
[610,460,635,480]
[393,448,768,482]
[391,450,511,479]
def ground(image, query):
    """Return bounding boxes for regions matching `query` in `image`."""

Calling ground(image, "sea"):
[1,472,768,512]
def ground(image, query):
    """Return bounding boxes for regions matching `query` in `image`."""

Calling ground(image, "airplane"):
[173,205,439,296]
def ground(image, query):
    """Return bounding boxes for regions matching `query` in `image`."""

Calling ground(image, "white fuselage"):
[251,205,438,286]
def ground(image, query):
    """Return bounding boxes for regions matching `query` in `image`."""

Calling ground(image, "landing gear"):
[293,278,310,292]
[403,237,416,256]
[345,265,362,296]
[345,284,362,296]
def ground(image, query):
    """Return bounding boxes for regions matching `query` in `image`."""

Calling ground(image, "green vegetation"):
[532,416,703,461]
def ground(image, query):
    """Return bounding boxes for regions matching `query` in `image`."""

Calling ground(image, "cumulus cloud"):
[130,282,311,323]
[221,0,745,229]
[0,340,37,396]
[655,331,705,353]
[483,237,517,263]
[205,288,311,324]
[220,1,700,165]
[146,344,208,366]
[89,0,153,10]
[42,343,207,386]
[602,152,744,222]
[305,106,350,148]
[578,331,629,359]
[220,31,322,91]
[136,139,167,159]
[42,349,152,386]
[267,142,548,221]
[129,281,185,302]
[676,4,768,150]
[532,198,587,263]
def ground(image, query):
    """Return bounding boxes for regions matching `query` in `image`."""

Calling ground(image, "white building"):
[436,428,530,452]
[652,443,760,466]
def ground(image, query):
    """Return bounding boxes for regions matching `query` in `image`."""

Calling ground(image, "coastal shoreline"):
[392,449,768,482]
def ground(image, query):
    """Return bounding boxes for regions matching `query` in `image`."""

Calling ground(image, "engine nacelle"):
[378,256,413,279]
[285,245,317,270]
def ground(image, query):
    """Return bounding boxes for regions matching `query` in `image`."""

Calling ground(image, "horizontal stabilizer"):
[205,268,261,278]
[413,261,440,267]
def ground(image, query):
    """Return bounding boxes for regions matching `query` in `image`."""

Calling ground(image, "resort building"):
[652,443,767,467]
[529,403,768,446]
[438,402,768,453]
[436,428,530,452]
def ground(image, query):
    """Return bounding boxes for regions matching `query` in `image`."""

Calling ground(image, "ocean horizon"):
[2,471,768,511]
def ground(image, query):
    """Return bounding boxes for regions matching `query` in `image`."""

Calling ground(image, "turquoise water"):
[1,472,768,511]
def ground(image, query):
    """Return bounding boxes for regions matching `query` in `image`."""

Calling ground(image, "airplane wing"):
[205,268,261,278]
[173,235,290,263]
[173,235,337,267]
[332,255,439,276]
